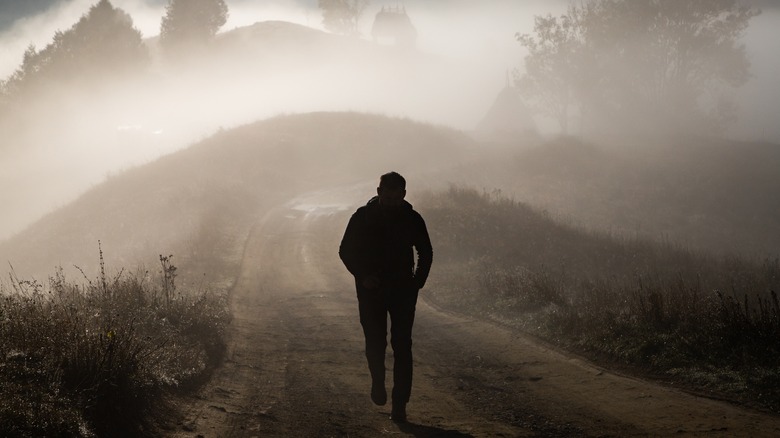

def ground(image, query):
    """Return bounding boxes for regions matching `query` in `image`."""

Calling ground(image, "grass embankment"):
[500,137,780,257]
[0,251,230,437]
[422,187,780,412]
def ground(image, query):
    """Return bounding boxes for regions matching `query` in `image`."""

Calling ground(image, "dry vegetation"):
[422,186,780,412]
[0,249,229,437]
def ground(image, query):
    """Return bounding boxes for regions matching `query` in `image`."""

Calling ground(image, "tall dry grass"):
[422,187,780,411]
[0,249,230,437]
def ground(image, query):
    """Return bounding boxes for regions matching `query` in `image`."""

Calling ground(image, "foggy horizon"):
[2,0,778,143]
[1,0,779,242]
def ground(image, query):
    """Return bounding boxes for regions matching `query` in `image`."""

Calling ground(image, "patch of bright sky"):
[0,0,562,78]
[0,0,316,78]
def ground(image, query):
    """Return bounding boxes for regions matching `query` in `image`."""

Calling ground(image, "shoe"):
[390,404,407,423]
[371,381,387,406]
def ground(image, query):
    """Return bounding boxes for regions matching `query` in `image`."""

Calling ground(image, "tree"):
[516,0,759,137]
[318,0,369,36]
[159,0,228,52]
[515,6,587,135]
[1,0,147,96]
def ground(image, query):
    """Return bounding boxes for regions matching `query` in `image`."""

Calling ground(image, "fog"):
[733,5,780,142]
[0,0,779,241]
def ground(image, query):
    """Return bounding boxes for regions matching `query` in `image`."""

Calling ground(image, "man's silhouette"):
[339,172,433,423]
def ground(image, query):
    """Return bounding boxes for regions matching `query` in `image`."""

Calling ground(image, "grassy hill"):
[470,136,780,258]
[421,186,780,412]
[0,112,476,286]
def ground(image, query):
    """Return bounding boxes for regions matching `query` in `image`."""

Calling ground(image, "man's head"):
[377,171,406,208]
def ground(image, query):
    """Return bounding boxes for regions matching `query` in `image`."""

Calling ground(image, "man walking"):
[339,172,433,423]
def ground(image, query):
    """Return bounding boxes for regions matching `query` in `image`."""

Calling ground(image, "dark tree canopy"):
[159,0,228,52]
[318,0,369,36]
[516,0,759,137]
[1,0,147,97]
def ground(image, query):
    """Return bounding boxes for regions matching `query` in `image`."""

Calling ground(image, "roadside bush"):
[0,253,230,437]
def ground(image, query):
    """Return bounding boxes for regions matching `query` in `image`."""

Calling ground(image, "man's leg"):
[388,287,419,420]
[357,288,388,405]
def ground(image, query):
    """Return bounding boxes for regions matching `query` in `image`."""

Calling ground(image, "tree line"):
[515,0,760,138]
[0,0,228,103]
[0,0,365,103]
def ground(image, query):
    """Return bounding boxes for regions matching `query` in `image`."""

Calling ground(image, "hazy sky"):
[0,0,565,77]
[1,0,778,142]
[0,0,571,159]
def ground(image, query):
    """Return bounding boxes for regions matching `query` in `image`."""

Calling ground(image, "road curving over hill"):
[169,191,780,437]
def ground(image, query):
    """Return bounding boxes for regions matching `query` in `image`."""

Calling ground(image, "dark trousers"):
[357,282,419,406]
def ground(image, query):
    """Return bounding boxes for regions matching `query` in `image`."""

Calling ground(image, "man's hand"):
[361,275,381,290]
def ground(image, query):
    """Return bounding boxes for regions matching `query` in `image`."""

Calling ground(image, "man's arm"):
[413,213,433,290]
[339,210,367,278]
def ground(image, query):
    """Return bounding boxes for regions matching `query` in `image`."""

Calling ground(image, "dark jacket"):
[339,196,433,289]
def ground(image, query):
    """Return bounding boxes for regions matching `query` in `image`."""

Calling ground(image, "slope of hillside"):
[421,186,780,412]
[472,136,780,258]
[4,111,779,288]
[0,112,476,287]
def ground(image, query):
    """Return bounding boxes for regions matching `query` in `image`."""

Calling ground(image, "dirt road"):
[170,195,780,437]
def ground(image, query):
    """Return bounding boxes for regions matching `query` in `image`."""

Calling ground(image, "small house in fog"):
[475,78,538,143]
[371,5,417,47]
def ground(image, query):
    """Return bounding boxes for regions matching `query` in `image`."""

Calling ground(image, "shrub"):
[0,253,230,436]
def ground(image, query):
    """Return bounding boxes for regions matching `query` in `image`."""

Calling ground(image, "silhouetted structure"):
[475,73,538,143]
[371,5,416,47]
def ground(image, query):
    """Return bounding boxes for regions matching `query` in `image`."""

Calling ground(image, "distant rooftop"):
[371,5,417,47]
